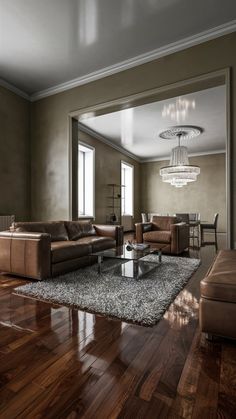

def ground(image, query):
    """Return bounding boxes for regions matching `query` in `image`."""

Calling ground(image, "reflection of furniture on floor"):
[136,216,189,255]
[200,213,219,249]
[176,213,200,248]
[200,249,236,340]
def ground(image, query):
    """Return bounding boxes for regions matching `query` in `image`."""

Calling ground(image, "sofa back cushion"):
[14,221,69,242]
[65,221,96,241]
[152,216,178,231]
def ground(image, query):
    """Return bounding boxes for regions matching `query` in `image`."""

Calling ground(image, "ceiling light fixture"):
[159,126,202,188]
[162,97,195,123]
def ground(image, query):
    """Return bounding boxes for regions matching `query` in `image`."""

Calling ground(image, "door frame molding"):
[68,68,232,248]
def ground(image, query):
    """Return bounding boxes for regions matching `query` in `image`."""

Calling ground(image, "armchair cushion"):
[152,216,178,230]
[143,231,171,243]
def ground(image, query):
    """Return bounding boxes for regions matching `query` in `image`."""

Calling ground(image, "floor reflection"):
[164,289,199,328]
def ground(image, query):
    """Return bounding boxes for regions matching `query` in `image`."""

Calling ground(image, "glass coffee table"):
[91,244,168,279]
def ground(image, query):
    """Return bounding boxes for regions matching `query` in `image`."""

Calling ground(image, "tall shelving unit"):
[106,183,125,224]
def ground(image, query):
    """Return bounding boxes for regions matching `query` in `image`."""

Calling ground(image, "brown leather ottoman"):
[199,250,236,339]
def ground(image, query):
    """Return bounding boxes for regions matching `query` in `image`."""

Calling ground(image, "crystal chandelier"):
[162,97,195,123]
[159,126,202,188]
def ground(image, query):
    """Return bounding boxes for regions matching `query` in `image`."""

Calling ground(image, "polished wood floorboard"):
[0,235,235,418]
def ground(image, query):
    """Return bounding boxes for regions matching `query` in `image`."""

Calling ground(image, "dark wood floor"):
[0,234,235,418]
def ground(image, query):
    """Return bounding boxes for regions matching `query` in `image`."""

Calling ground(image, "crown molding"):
[2,20,235,102]
[0,78,30,100]
[141,149,226,163]
[78,123,141,163]
[30,20,236,102]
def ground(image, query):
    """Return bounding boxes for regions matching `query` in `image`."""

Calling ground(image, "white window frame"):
[78,142,95,218]
[121,161,134,216]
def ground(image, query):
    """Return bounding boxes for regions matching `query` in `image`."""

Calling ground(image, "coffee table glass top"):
[91,244,167,260]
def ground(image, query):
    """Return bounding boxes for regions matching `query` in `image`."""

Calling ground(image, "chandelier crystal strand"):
[159,128,201,188]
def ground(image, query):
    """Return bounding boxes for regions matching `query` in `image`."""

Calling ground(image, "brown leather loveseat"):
[135,216,189,255]
[0,221,123,280]
[200,249,236,340]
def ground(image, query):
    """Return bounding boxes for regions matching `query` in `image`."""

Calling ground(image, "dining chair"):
[141,213,148,223]
[189,213,201,248]
[200,213,219,249]
[175,213,200,248]
[148,213,160,222]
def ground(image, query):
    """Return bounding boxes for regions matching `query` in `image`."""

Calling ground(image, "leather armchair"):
[135,216,189,255]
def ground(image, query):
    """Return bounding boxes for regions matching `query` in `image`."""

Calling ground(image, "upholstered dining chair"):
[200,213,219,249]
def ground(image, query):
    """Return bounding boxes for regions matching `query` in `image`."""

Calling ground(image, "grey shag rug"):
[14,254,200,326]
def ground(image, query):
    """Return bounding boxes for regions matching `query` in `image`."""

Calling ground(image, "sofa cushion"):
[15,222,68,242]
[51,241,91,263]
[78,236,116,252]
[65,221,96,241]
[143,230,171,243]
[152,216,178,231]
[208,250,236,276]
[201,272,236,304]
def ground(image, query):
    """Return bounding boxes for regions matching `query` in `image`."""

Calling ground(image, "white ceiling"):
[79,85,226,160]
[0,0,236,98]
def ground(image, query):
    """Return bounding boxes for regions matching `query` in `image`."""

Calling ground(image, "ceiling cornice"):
[0,78,30,100]
[2,20,236,102]
[79,122,225,163]
[141,149,226,163]
[78,122,141,162]
[30,19,236,102]
[78,123,141,162]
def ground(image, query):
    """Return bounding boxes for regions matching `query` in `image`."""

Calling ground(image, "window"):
[78,143,95,217]
[121,161,134,216]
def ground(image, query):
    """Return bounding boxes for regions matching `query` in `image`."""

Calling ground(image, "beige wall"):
[141,154,226,232]
[0,86,30,220]
[79,130,141,224]
[30,33,236,243]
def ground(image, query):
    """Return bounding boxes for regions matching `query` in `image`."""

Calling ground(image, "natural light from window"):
[78,143,94,217]
[121,161,134,216]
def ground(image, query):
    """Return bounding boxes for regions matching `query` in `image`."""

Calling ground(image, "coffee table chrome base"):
[113,260,160,279]
[97,253,162,279]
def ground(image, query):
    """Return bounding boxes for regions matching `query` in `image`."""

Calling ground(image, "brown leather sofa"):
[200,249,236,340]
[135,216,189,255]
[0,221,123,280]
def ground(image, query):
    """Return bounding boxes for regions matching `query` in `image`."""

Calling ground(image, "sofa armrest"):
[93,224,124,246]
[0,231,50,240]
[0,231,51,280]
[170,222,189,254]
[135,222,152,243]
